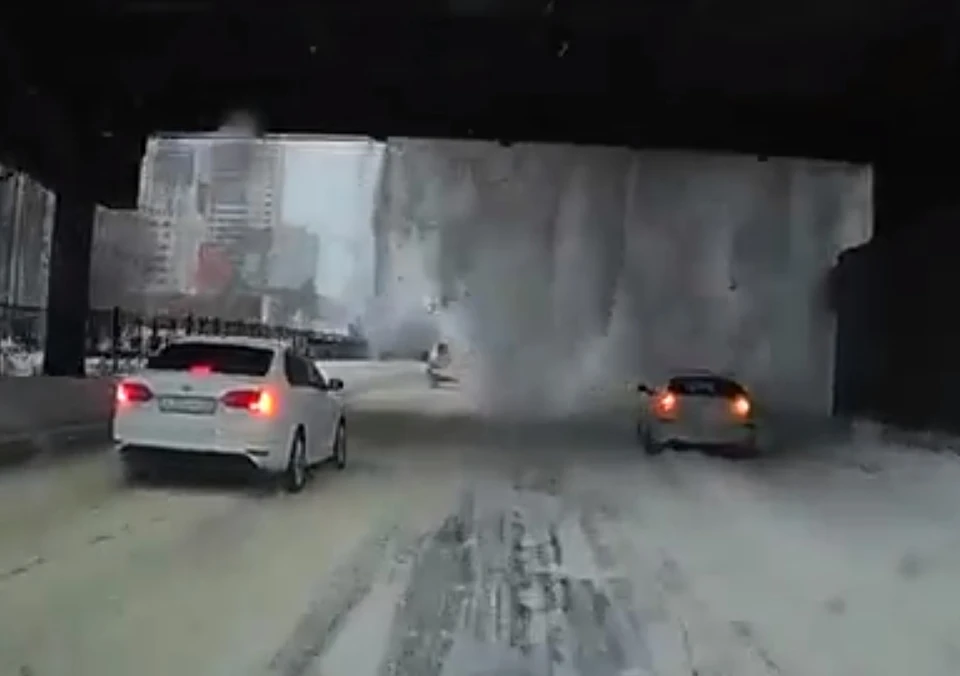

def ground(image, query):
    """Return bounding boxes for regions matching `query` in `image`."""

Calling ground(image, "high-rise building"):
[138,136,214,295]
[197,138,285,291]
[139,137,197,220]
[0,169,55,309]
[139,135,286,307]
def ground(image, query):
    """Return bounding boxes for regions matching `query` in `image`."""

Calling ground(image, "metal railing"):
[0,304,371,376]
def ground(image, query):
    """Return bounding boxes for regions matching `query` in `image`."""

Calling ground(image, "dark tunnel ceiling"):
[3,0,960,201]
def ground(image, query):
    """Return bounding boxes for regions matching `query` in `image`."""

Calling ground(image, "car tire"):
[640,427,664,456]
[332,419,347,470]
[283,429,309,493]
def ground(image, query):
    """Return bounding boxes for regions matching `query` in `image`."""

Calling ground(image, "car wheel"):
[283,429,308,493]
[332,419,347,470]
[642,429,664,456]
[741,438,761,458]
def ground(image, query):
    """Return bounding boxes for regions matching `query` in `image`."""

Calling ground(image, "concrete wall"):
[370,140,872,415]
[0,377,116,436]
[0,376,116,467]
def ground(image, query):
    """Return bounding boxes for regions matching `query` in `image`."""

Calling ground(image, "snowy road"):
[1,374,959,676]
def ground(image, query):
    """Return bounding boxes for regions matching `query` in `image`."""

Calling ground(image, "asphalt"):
[1,368,959,676]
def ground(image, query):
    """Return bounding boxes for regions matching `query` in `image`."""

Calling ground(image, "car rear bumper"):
[116,439,288,474]
[650,420,757,449]
[113,412,289,472]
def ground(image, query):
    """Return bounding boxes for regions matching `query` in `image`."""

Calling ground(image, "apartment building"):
[198,138,285,290]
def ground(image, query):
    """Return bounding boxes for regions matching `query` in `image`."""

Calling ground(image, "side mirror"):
[327,378,344,392]
[637,383,653,394]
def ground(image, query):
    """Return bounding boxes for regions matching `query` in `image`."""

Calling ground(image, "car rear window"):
[146,343,273,376]
[668,376,745,398]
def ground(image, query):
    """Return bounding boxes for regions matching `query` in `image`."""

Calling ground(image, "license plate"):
[158,396,217,415]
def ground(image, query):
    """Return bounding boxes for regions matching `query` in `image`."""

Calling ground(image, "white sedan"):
[113,336,347,492]
[637,370,758,456]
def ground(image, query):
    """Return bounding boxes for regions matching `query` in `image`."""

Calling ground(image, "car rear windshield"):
[668,376,745,398]
[146,343,273,376]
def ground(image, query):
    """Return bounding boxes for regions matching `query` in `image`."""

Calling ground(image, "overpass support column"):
[43,187,95,376]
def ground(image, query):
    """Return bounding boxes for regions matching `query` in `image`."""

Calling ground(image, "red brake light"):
[252,390,275,415]
[190,364,213,375]
[654,391,677,417]
[658,391,676,410]
[221,389,275,416]
[731,395,751,417]
[117,381,153,405]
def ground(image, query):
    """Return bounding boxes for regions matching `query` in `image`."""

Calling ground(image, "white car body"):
[113,336,346,479]
[638,370,758,454]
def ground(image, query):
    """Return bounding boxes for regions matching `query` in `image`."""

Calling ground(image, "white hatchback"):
[637,370,758,456]
[113,336,347,492]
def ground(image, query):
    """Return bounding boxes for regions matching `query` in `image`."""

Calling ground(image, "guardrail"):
[0,303,372,377]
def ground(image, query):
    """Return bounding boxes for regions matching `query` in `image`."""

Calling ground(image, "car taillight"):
[654,391,677,417]
[731,395,751,417]
[221,389,275,416]
[189,364,213,375]
[117,381,153,406]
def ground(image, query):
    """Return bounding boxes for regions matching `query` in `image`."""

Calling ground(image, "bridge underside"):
[3,1,959,207]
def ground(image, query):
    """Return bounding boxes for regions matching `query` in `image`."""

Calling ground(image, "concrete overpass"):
[2,1,958,427]
[4,5,960,671]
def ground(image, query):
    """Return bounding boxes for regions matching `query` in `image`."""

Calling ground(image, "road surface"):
[1,367,959,676]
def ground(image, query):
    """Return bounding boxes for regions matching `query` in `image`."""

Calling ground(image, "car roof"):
[669,367,724,377]
[167,335,287,352]
[668,368,742,383]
